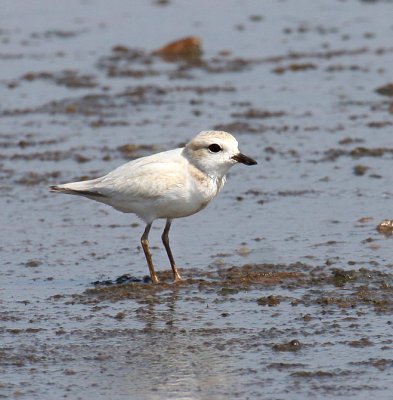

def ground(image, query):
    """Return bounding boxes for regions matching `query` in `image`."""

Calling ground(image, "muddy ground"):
[1,0,393,399]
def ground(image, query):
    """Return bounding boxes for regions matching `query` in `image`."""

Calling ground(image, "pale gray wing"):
[98,162,188,201]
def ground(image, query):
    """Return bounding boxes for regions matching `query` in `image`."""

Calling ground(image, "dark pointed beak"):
[231,153,257,166]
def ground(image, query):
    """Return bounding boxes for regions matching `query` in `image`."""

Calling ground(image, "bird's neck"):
[182,146,232,185]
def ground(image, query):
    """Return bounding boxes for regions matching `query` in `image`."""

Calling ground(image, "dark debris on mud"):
[319,146,393,162]
[69,263,393,314]
[22,70,98,89]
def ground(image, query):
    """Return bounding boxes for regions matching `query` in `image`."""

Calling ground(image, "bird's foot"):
[173,272,183,283]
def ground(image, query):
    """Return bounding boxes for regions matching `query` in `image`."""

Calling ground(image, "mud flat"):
[1,0,393,399]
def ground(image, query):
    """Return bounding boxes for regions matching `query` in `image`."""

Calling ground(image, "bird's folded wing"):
[97,160,188,201]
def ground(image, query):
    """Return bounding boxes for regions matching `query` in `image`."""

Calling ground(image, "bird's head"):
[183,130,257,178]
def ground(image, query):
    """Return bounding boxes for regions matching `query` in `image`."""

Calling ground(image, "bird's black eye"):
[208,143,222,153]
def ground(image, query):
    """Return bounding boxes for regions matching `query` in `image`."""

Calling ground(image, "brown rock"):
[375,83,393,97]
[376,220,393,235]
[153,36,202,61]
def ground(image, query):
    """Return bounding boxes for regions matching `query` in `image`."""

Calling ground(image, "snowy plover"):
[50,130,257,283]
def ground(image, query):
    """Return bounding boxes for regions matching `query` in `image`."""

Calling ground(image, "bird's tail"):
[50,179,105,198]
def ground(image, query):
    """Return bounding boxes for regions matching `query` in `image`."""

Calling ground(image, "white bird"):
[50,130,257,284]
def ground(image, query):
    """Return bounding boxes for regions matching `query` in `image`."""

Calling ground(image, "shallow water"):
[1,0,393,399]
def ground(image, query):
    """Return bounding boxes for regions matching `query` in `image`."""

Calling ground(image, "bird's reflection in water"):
[121,290,238,400]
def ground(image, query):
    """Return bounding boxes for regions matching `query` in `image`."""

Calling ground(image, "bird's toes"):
[173,273,183,283]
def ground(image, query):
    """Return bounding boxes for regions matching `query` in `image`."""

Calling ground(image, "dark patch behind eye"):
[208,143,222,153]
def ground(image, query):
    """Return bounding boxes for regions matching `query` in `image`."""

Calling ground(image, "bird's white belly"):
[156,191,210,219]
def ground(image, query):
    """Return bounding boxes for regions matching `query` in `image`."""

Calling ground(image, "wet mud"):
[1,0,393,399]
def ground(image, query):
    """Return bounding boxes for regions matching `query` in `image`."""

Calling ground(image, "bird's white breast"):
[152,163,225,220]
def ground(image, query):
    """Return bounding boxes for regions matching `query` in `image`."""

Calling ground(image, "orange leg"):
[141,223,159,284]
[162,219,182,282]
